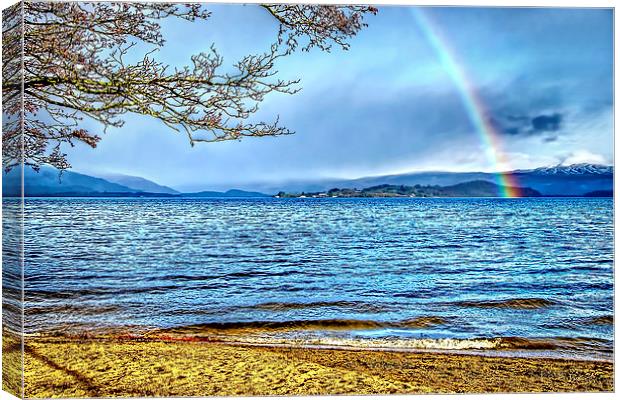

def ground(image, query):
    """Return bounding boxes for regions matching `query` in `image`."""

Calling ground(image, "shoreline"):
[22,332,616,363]
[18,324,614,363]
[175,339,615,363]
[5,332,613,397]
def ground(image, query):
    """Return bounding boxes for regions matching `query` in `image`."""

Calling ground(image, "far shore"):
[3,332,613,398]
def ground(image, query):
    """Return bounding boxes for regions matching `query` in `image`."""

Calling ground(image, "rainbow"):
[411,8,521,198]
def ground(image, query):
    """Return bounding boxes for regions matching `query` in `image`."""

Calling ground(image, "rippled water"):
[17,198,614,359]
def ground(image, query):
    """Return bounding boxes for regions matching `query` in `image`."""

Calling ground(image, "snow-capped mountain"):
[516,163,613,176]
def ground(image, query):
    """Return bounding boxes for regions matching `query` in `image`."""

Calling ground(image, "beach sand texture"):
[3,332,612,398]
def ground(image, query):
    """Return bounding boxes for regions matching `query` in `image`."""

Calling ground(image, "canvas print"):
[1,1,614,398]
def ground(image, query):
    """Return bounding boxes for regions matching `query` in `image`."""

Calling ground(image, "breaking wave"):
[143,329,612,361]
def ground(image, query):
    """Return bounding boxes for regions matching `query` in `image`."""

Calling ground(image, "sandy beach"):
[2,332,613,398]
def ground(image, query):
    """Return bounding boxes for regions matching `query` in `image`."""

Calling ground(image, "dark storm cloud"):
[488,116,525,136]
[490,112,564,136]
[531,113,562,132]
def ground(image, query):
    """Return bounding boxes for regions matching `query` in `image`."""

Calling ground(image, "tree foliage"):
[2,2,377,172]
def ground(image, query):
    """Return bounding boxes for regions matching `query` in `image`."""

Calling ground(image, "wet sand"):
[2,332,613,398]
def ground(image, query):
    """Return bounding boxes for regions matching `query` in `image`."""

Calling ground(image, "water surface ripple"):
[21,198,613,359]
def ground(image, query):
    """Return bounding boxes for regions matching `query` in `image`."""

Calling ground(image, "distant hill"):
[2,164,611,198]
[96,173,179,194]
[277,180,542,198]
[2,167,269,198]
[584,190,613,197]
[3,167,139,197]
[259,164,613,196]
[511,163,613,196]
[441,180,541,197]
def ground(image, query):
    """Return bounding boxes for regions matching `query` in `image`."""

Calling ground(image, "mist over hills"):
[246,164,613,196]
[1,167,264,198]
[1,163,613,197]
[95,173,180,195]
[2,167,140,197]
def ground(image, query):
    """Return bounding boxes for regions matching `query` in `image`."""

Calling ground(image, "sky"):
[65,5,614,192]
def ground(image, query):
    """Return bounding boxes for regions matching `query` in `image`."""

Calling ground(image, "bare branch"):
[2,2,376,171]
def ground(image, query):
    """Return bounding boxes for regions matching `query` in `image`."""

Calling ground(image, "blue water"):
[18,197,613,359]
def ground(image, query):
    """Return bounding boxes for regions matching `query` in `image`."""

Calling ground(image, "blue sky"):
[65,5,613,191]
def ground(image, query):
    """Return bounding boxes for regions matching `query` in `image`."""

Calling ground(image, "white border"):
[0,1,615,400]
